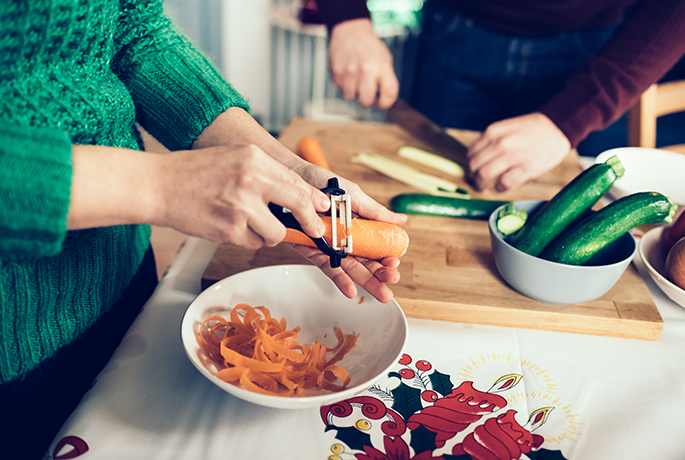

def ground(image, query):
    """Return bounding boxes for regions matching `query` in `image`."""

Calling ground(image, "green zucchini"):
[390,193,507,220]
[511,155,625,256]
[497,202,528,235]
[540,192,676,265]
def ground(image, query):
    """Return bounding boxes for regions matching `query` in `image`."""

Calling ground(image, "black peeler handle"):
[269,178,348,268]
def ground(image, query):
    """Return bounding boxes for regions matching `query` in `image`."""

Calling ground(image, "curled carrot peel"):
[196,304,359,397]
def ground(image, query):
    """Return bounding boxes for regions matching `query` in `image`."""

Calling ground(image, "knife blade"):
[386,99,469,170]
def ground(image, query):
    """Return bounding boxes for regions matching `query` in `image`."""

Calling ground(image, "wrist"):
[68,145,162,229]
[331,18,375,40]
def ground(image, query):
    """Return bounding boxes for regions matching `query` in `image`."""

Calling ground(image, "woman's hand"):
[69,107,409,303]
[151,144,330,248]
[293,164,407,303]
[68,142,329,249]
[192,108,409,303]
[291,245,402,304]
[466,112,572,191]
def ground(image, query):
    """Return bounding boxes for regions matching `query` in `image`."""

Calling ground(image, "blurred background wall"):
[163,0,423,134]
[163,0,684,155]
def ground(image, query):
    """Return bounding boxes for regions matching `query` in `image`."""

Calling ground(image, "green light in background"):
[367,0,424,30]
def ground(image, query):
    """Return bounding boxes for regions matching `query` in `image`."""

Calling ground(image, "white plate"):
[180,265,408,409]
[595,147,685,205]
[639,227,685,309]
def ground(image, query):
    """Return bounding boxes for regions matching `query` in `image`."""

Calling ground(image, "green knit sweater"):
[0,0,249,383]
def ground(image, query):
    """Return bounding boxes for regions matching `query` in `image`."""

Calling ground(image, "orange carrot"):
[283,216,409,259]
[297,136,331,170]
[196,304,358,397]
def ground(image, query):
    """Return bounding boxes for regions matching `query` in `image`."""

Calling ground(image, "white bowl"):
[595,147,685,205]
[488,200,637,306]
[639,227,685,309]
[180,265,408,409]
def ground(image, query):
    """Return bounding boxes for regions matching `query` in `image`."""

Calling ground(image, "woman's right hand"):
[68,143,330,250]
[154,144,331,248]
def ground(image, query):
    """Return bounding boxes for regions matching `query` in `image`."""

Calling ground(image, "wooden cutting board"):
[202,118,663,341]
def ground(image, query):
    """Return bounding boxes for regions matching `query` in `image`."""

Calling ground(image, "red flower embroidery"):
[356,436,443,460]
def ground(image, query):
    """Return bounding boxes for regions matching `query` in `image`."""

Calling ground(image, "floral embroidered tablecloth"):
[46,238,685,460]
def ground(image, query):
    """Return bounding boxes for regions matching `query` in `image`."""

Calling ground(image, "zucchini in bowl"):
[510,155,625,257]
[540,192,676,265]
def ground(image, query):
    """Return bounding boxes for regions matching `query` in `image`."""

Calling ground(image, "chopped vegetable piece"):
[196,304,359,397]
[297,136,331,170]
[350,152,470,198]
[496,202,528,235]
[397,145,464,178]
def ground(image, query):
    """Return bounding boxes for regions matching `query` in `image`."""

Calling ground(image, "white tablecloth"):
[45,230,685,460]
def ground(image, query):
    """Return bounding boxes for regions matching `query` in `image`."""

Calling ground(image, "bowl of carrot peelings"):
[181,265,408,409]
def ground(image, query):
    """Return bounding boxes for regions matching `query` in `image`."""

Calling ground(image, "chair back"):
[628,80,685,154]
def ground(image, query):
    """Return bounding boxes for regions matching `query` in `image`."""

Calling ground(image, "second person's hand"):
[328,18,399,109]
[466,112,572,192]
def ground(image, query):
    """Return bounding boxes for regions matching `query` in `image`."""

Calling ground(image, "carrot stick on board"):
[297,136,331,170]
[283,216,409,260]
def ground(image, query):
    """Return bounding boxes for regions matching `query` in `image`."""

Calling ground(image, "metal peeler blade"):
[270,177,352,268]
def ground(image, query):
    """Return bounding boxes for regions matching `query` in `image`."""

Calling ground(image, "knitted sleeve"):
[112,0,249,151]
[539,0,685,148]
[0,124,72,257]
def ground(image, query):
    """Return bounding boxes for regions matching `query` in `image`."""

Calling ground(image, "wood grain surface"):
[202,118,663,341]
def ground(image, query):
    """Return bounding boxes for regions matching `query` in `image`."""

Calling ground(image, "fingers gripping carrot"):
[297,136,331,170]
[283,216,409,260]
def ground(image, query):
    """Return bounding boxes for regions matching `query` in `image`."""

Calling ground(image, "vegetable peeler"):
[269,178,353,268]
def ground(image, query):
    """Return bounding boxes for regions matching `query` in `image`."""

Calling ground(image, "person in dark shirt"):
[316,0,685,191]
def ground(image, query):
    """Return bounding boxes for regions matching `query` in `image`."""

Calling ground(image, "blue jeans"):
[411,0,619,130]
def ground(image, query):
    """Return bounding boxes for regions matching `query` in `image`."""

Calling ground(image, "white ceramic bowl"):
[180,264,408,409]
[639,227,685,309]
[488,200,637,306]
[595,147,685,205]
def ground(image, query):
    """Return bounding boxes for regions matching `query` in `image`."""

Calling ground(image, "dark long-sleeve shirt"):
[316,0,685,147]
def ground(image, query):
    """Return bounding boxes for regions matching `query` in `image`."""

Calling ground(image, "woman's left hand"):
[192,107,408,303]
[294,165,407,303]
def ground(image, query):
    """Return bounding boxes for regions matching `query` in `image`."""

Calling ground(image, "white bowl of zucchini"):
[489,200,638,306]
[487,154,677,306]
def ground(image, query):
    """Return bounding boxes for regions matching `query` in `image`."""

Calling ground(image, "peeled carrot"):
[297,136,331,170]
[284,216,409,259]
[196,304,359,397]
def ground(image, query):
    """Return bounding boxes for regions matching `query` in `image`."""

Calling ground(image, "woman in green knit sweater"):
[0,0,405,456]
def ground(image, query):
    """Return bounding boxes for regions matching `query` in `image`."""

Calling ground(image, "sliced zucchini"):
[350,152,470,198]
[397,146,465,178]
[497,202,528,235]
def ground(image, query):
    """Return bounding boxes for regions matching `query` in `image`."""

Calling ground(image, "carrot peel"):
[196,304,358,397]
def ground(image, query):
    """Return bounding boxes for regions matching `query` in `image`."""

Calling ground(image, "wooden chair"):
[628,79,685,154]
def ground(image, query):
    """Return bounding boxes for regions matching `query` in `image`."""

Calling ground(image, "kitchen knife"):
[386,99,469,170]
